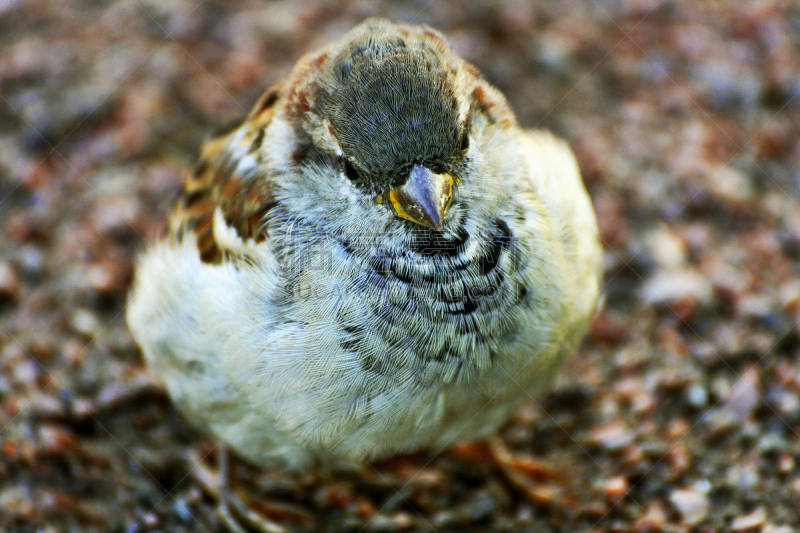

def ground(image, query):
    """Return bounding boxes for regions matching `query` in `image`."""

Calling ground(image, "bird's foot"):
[190,446,287,533]
[486,435,579,509]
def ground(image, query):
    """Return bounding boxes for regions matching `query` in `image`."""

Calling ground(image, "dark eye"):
[342,158,360,181]
[460,131,470,152]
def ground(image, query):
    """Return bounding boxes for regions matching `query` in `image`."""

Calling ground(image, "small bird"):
[127,18,602,530]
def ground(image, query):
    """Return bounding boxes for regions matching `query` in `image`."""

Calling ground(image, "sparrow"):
[127,18,602,530]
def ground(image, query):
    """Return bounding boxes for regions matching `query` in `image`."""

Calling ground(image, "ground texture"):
[1,1,800,532]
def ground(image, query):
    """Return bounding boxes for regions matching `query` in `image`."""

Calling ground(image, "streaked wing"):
[169,86,282,264]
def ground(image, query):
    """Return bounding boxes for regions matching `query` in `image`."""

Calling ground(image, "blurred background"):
[1,1,799,531]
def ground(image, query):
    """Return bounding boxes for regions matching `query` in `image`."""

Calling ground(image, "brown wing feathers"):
[169,87,280,264]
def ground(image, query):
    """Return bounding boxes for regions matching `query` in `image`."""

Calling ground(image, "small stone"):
[777,454,795,474]
[778,280,800,313]
[708,369,761,435]
[725,368,761,421]
[142,511,159,527]
[762,525,794,533]
[0,261,20,303]
[666,418,691,440]
[13,358,39,387]
[634,500,667,532]
[391,512,414,529]
[16,245,45,279]
[172,496,194,523]
[83,263,118,295]
[616,376,655,413]
[69,309,101,337]
[691,479,711,494]
[707,164,755,203]
[705,408,740,437]
[640,269,713,307]
[669,487,708,525]
[725,461,761,491]
[0,486,35,519]
[668,442,691,475]
[642,225,687,269]
[710,376,732,403]
[589,422,635,451]
[70,398,97,421]
[465,491,498,522]
[730,507,767,531]
[612,341,651,370]
[737,294,774,320]
[38,425,76,452]
[30,393,63,419]
[693,58,763,110]
[758,432,787,454]
[367,512,413,532]
[602,476,629,499]
[431,510,457,529]
[686,383,708,407]
[765,386,799,418]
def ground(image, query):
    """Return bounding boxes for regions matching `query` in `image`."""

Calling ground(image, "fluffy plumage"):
[126,19,602,470]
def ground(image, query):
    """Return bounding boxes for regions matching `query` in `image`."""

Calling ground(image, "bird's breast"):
[318,218,533,384]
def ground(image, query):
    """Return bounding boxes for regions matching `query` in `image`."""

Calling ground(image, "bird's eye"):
[342,158,360,181]
[460,131,470,152]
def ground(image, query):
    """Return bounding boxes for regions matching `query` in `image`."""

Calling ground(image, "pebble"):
[83,263,118,295]
[141,511,159,527]
[430,510,458,529]
[777,454,795,474]
[15,245,45,279]
[465,490,498,522]
[0,486,35,519]
[602,476,629,499]
[29,393,63,419]
[705,408,741,437]
[669,487,709,525]
[69,309,101,337]
[762,525,795,533]
[589,422,635,451]
[707,164,755,203]
[758,432,788,455]
[725,461,761,491]
[13,358,39,388]
[641,225,688,269]
[686,383,708,407]
[730,507,767,531]
[737,294,776,321]
[777,280,800,313]
[633,500,667,532]
[38,424,76,452]
[0,261,20,303]
[367,511,414,531]
[668,442,691,475]
[640,268,714,307]
[693,58,763,110]
[725,368,761,421]
[765,386,799,419]
[706,369,763,436]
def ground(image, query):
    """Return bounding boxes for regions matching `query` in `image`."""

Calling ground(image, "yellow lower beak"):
[389,166,454,230]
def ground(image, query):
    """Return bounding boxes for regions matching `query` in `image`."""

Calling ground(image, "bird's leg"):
[487,435,578,508]
[190,445,286,533]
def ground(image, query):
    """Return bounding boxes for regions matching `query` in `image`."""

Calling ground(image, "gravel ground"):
[2,1,800,532]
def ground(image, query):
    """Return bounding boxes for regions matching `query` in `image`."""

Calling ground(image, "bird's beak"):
[389,165,454,230]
